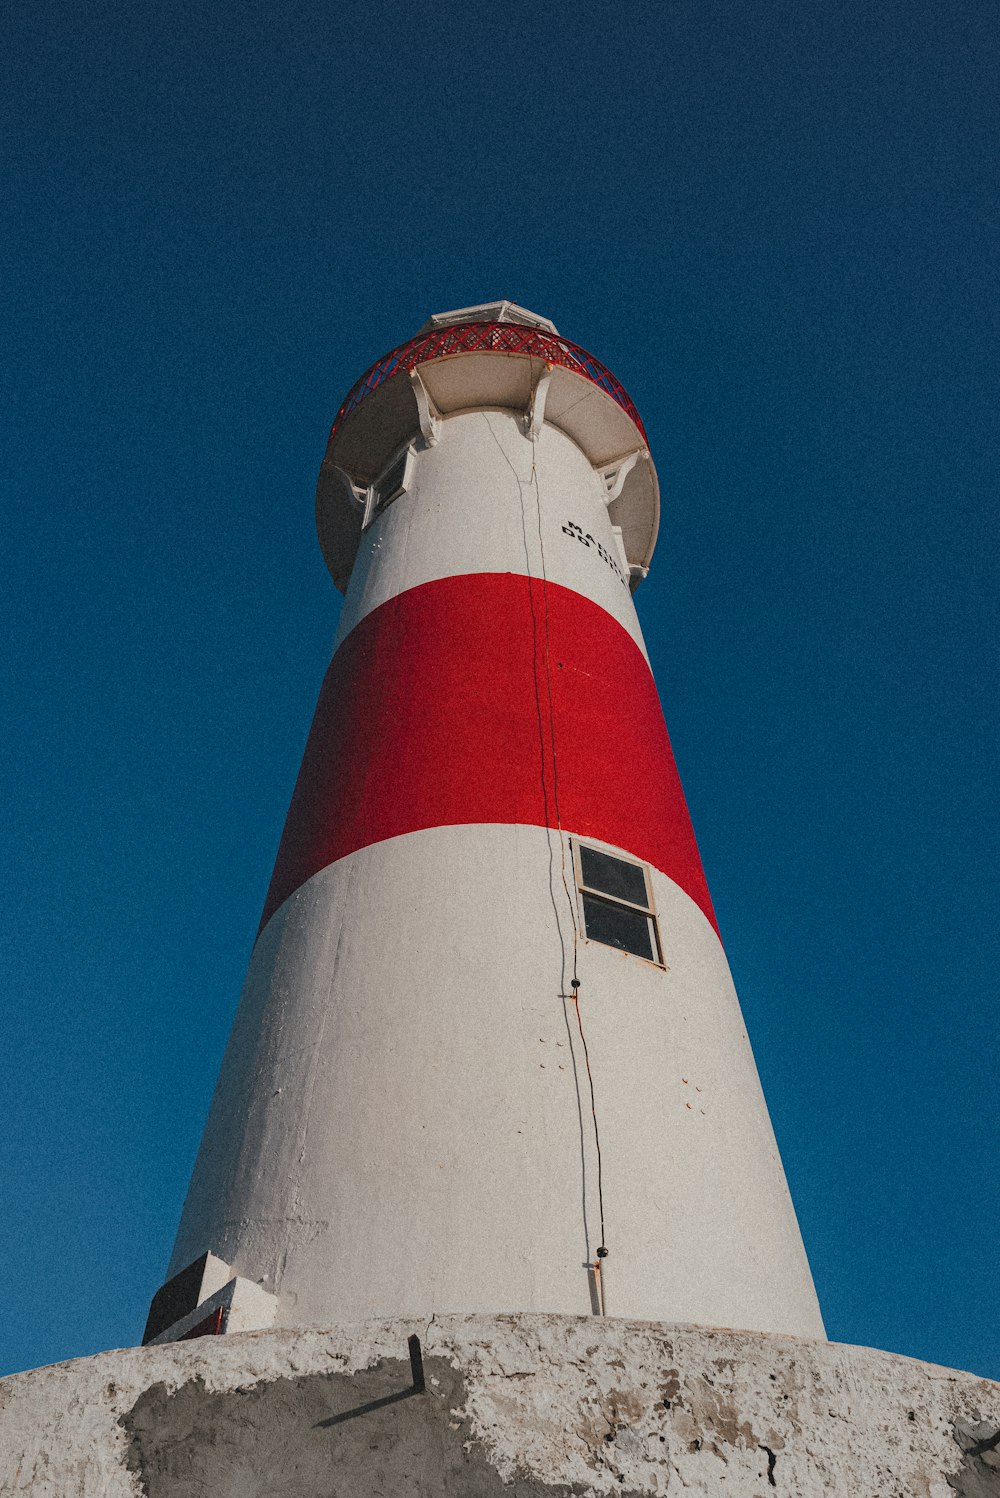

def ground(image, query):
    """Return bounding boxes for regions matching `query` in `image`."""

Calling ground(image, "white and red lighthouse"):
[144,302,824,1346]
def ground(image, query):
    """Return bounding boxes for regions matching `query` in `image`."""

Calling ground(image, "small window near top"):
[368,447,414,523]
[575,843,662,964]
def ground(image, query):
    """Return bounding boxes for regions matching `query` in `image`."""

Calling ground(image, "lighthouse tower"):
[144,302,824,1346]
[11,307,999,1498]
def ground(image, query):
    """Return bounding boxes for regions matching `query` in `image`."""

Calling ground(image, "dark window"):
[581,892,656,962]
[579,844,648,907]
[372,451,409,515]
[576,843,661,964]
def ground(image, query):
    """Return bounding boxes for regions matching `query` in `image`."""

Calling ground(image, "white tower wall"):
[166,407,824,1338]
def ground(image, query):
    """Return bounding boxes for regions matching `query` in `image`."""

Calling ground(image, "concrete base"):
[1,1315,998,1496]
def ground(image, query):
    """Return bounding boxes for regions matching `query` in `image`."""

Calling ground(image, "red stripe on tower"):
[259,572,717,937]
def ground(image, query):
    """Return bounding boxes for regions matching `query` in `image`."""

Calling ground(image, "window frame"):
[364,444,417,528]
[573,840,664,967]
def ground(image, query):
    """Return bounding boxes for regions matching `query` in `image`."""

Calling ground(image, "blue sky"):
[2,0,997,1380]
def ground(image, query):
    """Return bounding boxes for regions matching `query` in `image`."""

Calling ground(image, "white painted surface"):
[334,410,649,656]
[2,1316,997,1497]
[192,1251,231,1306]
[155,374,825,1346]
[147,1276,278,1345]
[168,823,823,1338]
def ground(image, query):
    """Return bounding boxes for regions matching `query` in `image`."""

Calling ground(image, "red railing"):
[330,322,647,442]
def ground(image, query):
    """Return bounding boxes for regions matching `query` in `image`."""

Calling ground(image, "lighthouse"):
[9,306,999,1498]
[142,301,824,1346]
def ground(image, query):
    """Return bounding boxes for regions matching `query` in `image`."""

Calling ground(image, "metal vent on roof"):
[419,301,559,335]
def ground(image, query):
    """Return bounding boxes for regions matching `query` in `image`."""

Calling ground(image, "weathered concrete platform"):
[1,1314,998,1495]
